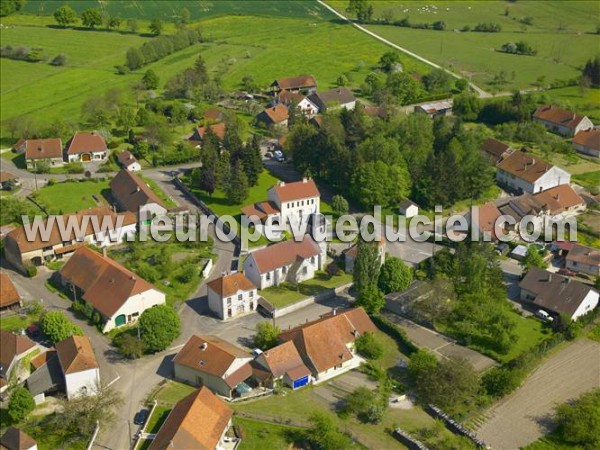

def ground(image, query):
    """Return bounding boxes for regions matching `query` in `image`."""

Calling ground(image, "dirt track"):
[476,339,600,449]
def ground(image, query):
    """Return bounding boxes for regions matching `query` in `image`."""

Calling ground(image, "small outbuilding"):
[399,199,419,218]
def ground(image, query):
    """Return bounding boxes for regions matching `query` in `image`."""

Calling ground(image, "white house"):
[308,87,356,112]
[278,90,319,117]
[207,272,258,320]
[59,246,166,332]
[110,169,167,220]
[65,132,108,163]
[519,267,599,321]
[117,150,141,171]
[572,128,600,158]
[496,151,571,194]
[148,386,235,450]
[399,199,419,218]
[55,336,100,400]
[243,235,326,290]
[566,244,600,277]
[267,178,320,229]
[533,105,594,137]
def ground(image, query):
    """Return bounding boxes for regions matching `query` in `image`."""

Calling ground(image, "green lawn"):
[541,87,600,122]
[234,417,302,450]
[138,174,177,208]
[0,314,32,332]
[31,179,110,214]
[261,271,353,308]
[572,171,600,194]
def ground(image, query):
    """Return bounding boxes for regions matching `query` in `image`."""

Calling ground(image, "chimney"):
[136,186,140,192]
[278,181,285,187]
[102,247,107,258]
[200,342,208,351]
[332,308,337,316]
[302,177,308,183]
[547,274,552,282]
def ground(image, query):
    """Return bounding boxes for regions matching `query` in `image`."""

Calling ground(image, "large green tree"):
[253,322,280,350]
[352,239,381,294]
[41,311,83,343]
[81,8,102,29]
[139,305,180,352]
[8,387,35,423]
[555,388,600,447]
[54,5,78,27]
[378,257,413,294]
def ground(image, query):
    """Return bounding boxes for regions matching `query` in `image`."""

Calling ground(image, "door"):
[115,314,126,327]
[81,153,91,162]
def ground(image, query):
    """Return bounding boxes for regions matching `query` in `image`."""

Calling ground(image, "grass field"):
[328,1,600,91]
[234,417,301,450]
[1,4,428,139]
[32,179,110,214]
[541,87,600,122]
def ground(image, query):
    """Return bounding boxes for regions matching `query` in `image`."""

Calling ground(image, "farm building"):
[519,268,598,321]
[533,105,593,137]
[572,128,600,158]
[495,150,570,194]
[59,246,166,332]
[110,169,167,220]
[565,244,600,277]
[23,138,64,170]
[207,272,258,320]
[256,104,289,128]
[65,132,108,163]
[271,75,317,95]
[414,100,453,118]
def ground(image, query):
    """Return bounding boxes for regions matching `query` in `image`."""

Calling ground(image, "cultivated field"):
[475,339,600,450]
[328,1,600,91]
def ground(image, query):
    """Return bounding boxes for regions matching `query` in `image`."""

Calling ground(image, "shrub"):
[25,264,37,278]
[139,305,180,352]
[253,322,281,350]
[40,311,83,343]
[8,387,35,423]
[355,332,384,360]
[50,53,68,66]
[114,331,146,359]
[378,257,413,294]
[331,194,349,216]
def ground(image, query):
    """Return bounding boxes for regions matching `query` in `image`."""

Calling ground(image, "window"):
[249,290,254,298]
[266,272,271,281]
[302,267,307,275]
[227,297,232,305]
[310,256,315,264]
[43,245,53,252]
[238,294,242,301]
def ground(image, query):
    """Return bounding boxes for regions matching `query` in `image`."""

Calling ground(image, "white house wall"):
[102,289,166,332]
[64,367,100,400]
[571,291,599,320]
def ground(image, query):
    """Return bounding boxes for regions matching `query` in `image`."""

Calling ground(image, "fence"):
[392,428,429,450]
[427,404,489,449]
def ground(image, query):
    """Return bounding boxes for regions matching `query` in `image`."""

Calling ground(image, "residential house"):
[414,100,453,117]
[480,138,513,164]
[256,104,289,128]
[24,138,64,169]
[496,150,570,194]
[65,132,108,163]
[203,108,226,124]
[243,235,326,290]
[278,90,319,116]
[565,244,600,277]
[572,128,600,158]
[363,105,388,120]
[0,428,37,450]
[207,272,258,320]
[116,150,141,172]
[533,105,594,137]
[0,330,36,384]
[466,202,504,241]
[279,307,376,382]
[189,122,227,147]
[55,335,100,399]
[0,171,18,191]
[59,246,166,332]
[0,273,21,312]
[271,75,317,95]
[3,206,137,272]
[173,335,254,399]
[399,199,419,218]
[308,87,356,112]
[344,239,386,274]
[253,341,312,389]
[110,169,167,220]
[148,386,235,450]
[519,267,598,321]
[13,138,26,153]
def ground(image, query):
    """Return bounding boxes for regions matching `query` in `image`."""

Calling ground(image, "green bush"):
[25,264,37,278]
[40,311,83,343]
[8,387,35,423]
[355,332,384,360]
[139,305,180,352]
[371,315,418,356]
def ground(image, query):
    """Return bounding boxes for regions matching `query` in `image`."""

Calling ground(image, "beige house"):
[65,132,108,163]
[3,206,137,273]
[59,246,166,332]
[533,105,594,137]
[173,335,254,399]
[207,272,258,320]
[566,244,600,277]
[148,386,235,450]
[572,128,600,158]
[496,151,570,194]
[24,138,64,170]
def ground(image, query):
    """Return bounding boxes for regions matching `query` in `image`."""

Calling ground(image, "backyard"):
[30,179,110,214]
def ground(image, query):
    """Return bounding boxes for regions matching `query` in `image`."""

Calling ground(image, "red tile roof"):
[532,184,584,215]
[533,105,588,130]
[240,201,280,221]
[0,331,35,377]
[271,178,319,202]
[117,150,138,168]
[247,235,321,274]
[203,108,224,122]
[496,151,555,183]
[148,387,232,450]
[24,138,63,160]
[207,272,256,298]
[191,122,227,142]
[110,169,166,212]
[0,273,20,309]
[473,202,503,240]
[0,172,17,183]
[0,427,37,450]
[260,104,289,124]
[272,75,317,91]
[481,138,512,160]
[60,246,158,319]
[66,132,106,155]
[573,128,600,151]
[258,340,310,379]
[278,90,307,105]
[55,335,98,375]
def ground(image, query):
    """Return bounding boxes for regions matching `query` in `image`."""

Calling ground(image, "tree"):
[41,311,83,343]
[114,332,146,359]
[355,332,383,360]
[521,246,548,271]
[0,0,25,17]
[139,305,180,352]
[356,284,385,315]
[199,168,216,196]
[555,388,600,447]
[107,15,122,30]
[347,0,373,23]
[54,384,124,436]
[179,7,191,25]
[253,322,280,350]
[379,51,401,72]
[305,411,353,450]
[242,134,263,186]
[378,257,413,294]
[81,8,102,29]
[125,47,145,70]
[215,150,232,191]
[423,68,453,94]
[126,18,139,33]
[386,71,421,105]
[353,239,382,294]
[7,387,35,423]
[226,160,249,204]
[54,5,78,28]
[331,195,349,216]
[149,19,163,35]
[336,73,348,87]
[455,78,469,92]
[241,74,258,93]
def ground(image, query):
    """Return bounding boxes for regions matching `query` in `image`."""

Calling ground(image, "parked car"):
[536,310,553,322]
[557,268,576,277]
[134,409,149,426]
[274,150,285,162]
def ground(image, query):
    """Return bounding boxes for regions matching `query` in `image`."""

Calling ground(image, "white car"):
[536,310,553,322]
